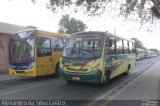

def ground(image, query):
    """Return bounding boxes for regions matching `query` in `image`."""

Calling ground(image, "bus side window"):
[128,41,130,54]
[37,37,52,57]
[132,42,135,53]
[123,40,129,54]
[116,38,123,54]
[129,42,132,54]
[106,39,116,55]
[52,37,64,52]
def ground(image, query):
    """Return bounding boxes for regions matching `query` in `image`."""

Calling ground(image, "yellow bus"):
[59,31,136,85]
[9,28,65,77]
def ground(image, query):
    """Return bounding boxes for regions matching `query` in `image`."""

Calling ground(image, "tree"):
[58,15,87,34]
[131,38,146,49]
[149,48,159,52]
[45,0,160,24]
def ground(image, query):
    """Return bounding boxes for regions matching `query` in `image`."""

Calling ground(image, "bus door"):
[36,37,53,75]
[105,36,117,79]
[51,37,64,73]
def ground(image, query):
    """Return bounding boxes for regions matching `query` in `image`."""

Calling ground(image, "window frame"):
[116,38,123,54]
[51,37,64,52]
[36,36,52,57]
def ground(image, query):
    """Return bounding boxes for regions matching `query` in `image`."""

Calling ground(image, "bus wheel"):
[55,63,60,77]
[101,71,110,86]
[125,65,130,75]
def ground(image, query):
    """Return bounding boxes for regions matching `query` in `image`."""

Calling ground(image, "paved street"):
[90,56,160,106]
[114,61,160,100]
[0,1,160,106]
[0,57,159,106]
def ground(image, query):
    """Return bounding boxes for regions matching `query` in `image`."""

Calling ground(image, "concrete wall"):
[0,34,9,73]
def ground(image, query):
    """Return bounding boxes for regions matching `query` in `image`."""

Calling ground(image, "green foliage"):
[58,15,87,34]
[46,0,160,21]
[29,0,160,26]
[149,48,159,52]
[48,0,109,15]
[131,38,146,49]
[31,0,36,4]
[120,0,156,24]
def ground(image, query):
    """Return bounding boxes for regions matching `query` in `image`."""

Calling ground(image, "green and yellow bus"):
[9,28,65,77]
[136,48,145,60]
[59,31,136,85]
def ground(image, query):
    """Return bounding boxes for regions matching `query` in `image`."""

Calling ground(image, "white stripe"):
[0,78,61,96]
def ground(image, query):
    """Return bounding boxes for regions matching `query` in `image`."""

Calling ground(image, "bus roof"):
[14,28,65,38]
[73,31,106,36]
[72,31,134,42]
[38,29,65,38]
[107,32,135,42]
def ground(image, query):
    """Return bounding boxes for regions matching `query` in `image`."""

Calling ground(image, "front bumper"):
[9,68,37,77]
[60,68,102,84]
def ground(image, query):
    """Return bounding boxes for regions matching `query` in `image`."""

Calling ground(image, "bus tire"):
[55,63,60,77]
[101,71,110,86]
[125,65,130,75]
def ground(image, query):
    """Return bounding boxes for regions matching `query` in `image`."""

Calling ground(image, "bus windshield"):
[9,30,35,61]
[63,33,105,59]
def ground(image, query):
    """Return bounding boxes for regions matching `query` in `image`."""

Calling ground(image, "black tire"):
[100,71,110,86]
[55,63,60,77]
[124,65,130,75]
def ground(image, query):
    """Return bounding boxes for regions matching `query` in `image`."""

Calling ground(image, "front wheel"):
[100,71,110,86]
[124,65,130,75]
[55,63,60,77]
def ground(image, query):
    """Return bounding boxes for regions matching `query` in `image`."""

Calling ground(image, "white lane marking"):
[0,78,62,96]
[88,63,153,106]
[131,63,151,73]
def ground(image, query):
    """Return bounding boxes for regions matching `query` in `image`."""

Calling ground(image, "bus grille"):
[16,71,24,74]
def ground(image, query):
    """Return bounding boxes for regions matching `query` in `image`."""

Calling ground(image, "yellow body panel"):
[9,29,65,77]
[9,67,37,77]
[110,54,136,79]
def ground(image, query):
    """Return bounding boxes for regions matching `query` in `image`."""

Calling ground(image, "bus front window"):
[63,33,105,59]
[9,31,35,60]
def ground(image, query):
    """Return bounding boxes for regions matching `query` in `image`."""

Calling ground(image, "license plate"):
[72,76,80,80]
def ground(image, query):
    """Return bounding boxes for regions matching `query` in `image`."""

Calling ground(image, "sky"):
[0,0,160,50]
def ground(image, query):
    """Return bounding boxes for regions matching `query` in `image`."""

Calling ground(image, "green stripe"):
[60,68,102,84]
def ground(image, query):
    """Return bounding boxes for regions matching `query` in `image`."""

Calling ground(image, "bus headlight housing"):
[9,64,16,69]
[27,62,35,69]
[91,64,100,70]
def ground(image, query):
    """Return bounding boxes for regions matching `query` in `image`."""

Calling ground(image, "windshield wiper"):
[79,48,97,59]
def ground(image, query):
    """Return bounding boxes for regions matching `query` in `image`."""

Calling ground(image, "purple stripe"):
[10,58,34,63]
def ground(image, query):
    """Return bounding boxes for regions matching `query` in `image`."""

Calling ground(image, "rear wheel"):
[124,65,130,75]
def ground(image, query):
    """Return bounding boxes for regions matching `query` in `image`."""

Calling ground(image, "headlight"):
[92,64,100,70]
[9,64,16,69]
[27,62,35,69]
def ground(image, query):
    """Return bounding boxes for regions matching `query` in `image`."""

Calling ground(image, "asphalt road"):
[0,56,159,106]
